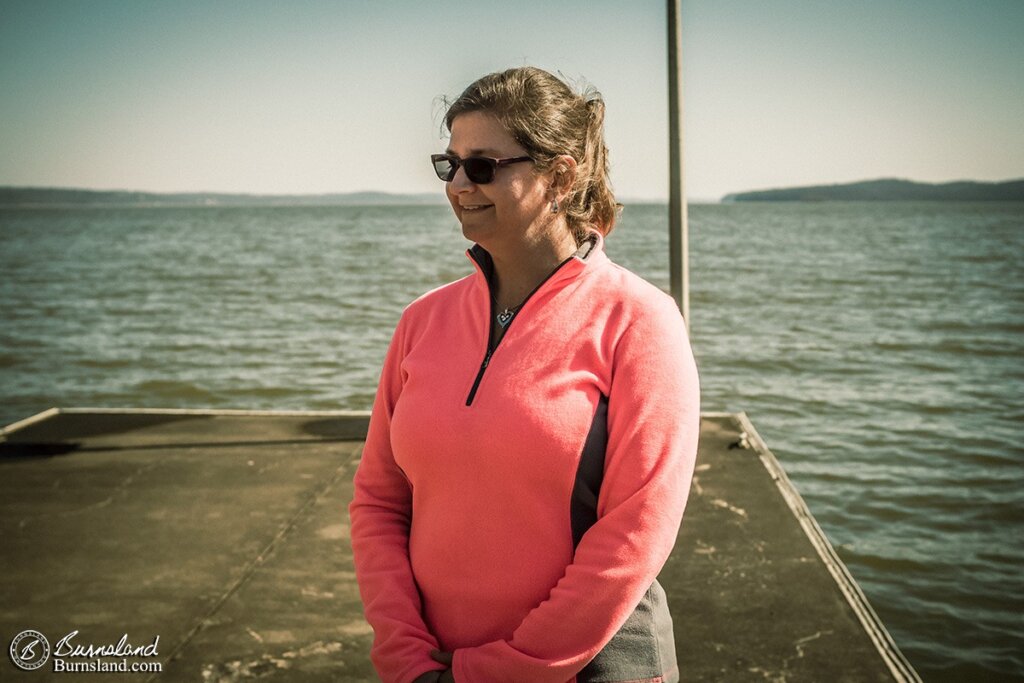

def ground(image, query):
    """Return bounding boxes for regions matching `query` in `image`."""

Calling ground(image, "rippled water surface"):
[2,202,1022,680]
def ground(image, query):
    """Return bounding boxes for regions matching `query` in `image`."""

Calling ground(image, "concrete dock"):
[0,408,919,682]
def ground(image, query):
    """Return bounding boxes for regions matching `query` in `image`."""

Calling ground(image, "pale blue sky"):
[1,0,1021,201]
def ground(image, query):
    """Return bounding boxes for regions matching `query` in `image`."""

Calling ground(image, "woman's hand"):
[411,672,442,683]
[430,650,455,682]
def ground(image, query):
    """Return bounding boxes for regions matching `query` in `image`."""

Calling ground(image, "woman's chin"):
[459,218,495,243]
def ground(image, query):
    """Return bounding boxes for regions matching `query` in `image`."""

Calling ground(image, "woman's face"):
[445,111,551,248]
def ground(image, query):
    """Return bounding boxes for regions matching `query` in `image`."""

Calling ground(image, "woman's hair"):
[443,67,621,243]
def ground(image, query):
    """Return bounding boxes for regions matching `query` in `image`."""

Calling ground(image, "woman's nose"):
[449,165,475,193]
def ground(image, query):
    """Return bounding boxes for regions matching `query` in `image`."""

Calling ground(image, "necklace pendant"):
[497,308,514,328]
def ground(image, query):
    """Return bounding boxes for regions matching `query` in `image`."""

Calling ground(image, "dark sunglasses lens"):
[462,157,495,184]
[433,157,456,182]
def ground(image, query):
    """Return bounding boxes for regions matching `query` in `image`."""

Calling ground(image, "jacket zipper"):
[464,314,496,406]
[465,253,576,406]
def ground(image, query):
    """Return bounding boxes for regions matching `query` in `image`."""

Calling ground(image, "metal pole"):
[667,0,690,334]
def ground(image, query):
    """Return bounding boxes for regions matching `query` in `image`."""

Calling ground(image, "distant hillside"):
[0,187,447,207]
[723,178,1024,202]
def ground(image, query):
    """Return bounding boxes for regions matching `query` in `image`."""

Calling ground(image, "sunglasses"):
[431,154,533,184]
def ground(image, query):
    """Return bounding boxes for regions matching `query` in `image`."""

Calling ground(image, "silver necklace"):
[492,295,523,328]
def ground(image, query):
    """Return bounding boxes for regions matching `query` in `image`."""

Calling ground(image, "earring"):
[550,197,559,213]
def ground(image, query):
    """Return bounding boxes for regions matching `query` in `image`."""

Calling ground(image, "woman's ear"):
[549,155,578,196]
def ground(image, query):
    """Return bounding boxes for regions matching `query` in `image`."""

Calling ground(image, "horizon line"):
[0,184,692,204]
[4,176,1022,205]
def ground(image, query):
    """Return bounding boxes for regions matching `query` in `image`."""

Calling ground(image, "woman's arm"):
[350,317,448,683]
[451,295,700,682]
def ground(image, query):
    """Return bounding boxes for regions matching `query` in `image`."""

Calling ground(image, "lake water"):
[1,202,1021,681]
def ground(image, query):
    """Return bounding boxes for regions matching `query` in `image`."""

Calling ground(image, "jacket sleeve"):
[452,296,700,682]
[349,314,447,683]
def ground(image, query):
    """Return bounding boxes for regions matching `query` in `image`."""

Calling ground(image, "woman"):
[349,67,699,683]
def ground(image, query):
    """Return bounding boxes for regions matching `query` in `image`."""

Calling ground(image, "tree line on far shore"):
[723,178,1024,202]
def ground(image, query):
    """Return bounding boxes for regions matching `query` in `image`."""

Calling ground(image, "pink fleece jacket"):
[349,232,700,683]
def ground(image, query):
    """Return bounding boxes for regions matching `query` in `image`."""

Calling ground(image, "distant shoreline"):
[0,187,448,208]
[723,178,1024,202]
[2,179,1023,208]
[0,186,684,208]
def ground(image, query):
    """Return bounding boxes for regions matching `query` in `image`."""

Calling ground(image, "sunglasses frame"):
[431,154,533,184]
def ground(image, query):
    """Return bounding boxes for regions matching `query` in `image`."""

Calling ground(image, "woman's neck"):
[487,226,579,311]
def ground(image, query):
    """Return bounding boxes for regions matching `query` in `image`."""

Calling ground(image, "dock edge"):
[712,411,923,683]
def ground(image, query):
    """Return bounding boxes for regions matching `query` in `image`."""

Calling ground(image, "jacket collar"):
[466,230,608,291]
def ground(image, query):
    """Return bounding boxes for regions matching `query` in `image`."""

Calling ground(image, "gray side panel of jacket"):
[570,396,680,683]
